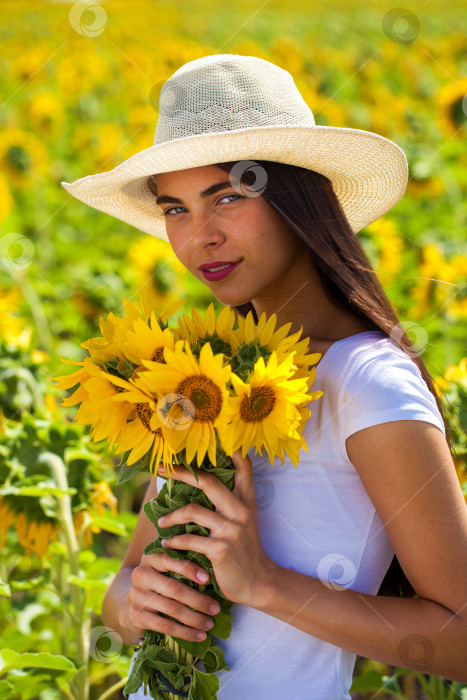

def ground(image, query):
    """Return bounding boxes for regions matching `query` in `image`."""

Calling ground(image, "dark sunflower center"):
[176,375,222,422]
[151,346,166,363]
[135,402,161,434]
[240,386,275,422]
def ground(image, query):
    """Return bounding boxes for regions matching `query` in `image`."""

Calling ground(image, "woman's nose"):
[188,210,225,248]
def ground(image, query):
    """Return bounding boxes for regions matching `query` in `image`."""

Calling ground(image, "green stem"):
[13,268,53,352]
[164,635,194,700]
[433,674,447,700]
[415,672,434,697]
[95,676,129,700]
[446,681,459,700]
[42,452,88,700]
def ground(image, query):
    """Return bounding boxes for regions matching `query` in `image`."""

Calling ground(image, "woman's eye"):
[164,206,185,216]
[163,194,242,217]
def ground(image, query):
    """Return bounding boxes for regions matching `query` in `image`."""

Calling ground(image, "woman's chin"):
[211,290,253,308]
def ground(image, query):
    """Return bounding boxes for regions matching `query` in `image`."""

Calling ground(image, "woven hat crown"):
[60,52,409,240]
[154,54,316,144]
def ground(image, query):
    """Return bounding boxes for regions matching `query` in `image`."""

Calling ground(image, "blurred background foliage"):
[0,0,466,698]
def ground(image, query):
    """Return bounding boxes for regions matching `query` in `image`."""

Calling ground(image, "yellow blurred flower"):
[26,90,64,137]
[366,218,403,276]
[444,358,467,384]
[0,497,16,548]
[0,126,48,187]
[406,176,445,199]
[434,358,467,397]
[128,236,187,312]
[0,287,32,348]
[44,394,60,414]
[9,46,52,84]
[15,512,58,558]
[96,123,126,171]
[408,245,466,320]
[90,481,118,517]
[0,173,13,222]
[270,36,305,77]
[31,349,49,364]
[73,508,99,547]
[435,76,467,137]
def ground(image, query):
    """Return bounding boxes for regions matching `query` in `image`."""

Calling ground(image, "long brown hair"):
[147,160,454,598]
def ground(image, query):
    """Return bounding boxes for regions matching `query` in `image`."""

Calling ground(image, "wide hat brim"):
[61,124,408,241]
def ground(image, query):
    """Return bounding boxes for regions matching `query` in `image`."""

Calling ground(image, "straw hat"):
[61,53,408,241]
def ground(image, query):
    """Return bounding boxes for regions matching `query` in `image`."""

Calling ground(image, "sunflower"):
[81,294,183,364]
[133,340,232,473]
[276,403,313,467]
[101,372,176,475]
[119,310,177,366]
[218,350,323,468]
[52,358,136,448]
[232,308,322,375]
[174,303,238,353]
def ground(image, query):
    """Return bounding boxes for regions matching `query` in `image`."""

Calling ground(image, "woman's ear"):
[147,174,158,196]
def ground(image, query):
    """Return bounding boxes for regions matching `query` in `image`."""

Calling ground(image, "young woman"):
[62,54,467,697]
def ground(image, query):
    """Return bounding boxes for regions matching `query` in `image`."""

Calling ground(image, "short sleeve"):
[339,345,446,444]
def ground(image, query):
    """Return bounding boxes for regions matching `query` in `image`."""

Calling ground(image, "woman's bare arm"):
[254,421,467,681]
[101,475,221,646]
[101,476,159,646]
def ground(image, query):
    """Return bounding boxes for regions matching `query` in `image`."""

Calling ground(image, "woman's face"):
[153,164,309,308]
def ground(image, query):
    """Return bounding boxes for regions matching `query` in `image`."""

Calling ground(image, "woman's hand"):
[120,552,222,643]
[156,449,279,607]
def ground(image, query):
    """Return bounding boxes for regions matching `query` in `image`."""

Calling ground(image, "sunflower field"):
[0,0,466,698]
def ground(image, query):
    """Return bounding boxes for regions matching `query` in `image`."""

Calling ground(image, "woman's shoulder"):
[311,329,446,440]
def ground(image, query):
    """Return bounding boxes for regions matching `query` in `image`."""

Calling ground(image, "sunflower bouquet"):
[52,294,324,700]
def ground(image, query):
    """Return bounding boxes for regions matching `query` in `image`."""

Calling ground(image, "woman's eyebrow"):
[155,180,233,206]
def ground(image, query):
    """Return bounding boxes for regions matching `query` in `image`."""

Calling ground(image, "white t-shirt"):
[127,330,446,699]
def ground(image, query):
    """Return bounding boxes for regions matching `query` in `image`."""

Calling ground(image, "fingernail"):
[209,602,221,614]
[161,539,169,547]
[196,631,207,641]
[204,618,214,630]
[196,570,209,582]
[158,516,166,525]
